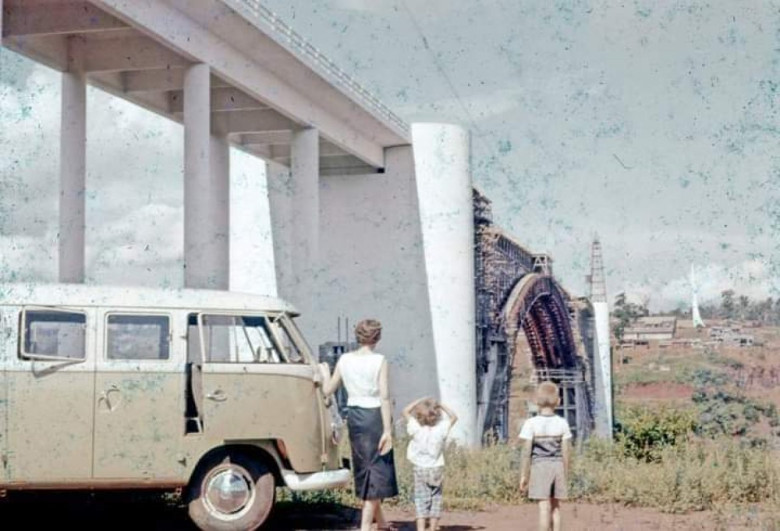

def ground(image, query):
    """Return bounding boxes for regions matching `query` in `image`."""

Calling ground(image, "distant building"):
[709,325,756,347]
[622,316,677,343]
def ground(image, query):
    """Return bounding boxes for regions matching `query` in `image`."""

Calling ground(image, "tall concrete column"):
[291,128,319,271]
[267,162,294,299]
[59,36,86,283]
[209,132,230,288]
[184,63,228,289]
[289,128,319,322]
[412,123,477,446]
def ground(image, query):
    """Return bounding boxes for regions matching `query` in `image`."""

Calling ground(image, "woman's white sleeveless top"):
[339,351,384,408]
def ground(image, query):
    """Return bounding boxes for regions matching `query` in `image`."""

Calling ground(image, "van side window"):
[200,315,285,363]
[22,310,86,360]
[106,314,170,360]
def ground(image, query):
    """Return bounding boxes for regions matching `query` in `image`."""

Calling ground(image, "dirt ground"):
[0,494,772,530]
[620,382,694,402]
[380,505,768,531]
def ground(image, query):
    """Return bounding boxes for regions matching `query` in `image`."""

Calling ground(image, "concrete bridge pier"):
[289,128,320,331]
[183,63,230,290]
[59,36,87,284]
[286,122,479,446]
[412,123,477,446]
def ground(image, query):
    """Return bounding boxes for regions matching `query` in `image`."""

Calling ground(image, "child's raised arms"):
[402,396,431,420]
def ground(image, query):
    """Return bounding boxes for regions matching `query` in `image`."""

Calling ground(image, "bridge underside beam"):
[1,0,394,171]
[3,0,128,37]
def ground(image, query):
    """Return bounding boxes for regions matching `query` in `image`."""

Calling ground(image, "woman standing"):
[321,319,398,531]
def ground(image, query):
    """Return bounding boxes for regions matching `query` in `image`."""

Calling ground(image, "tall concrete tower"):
[589,237,613,439]
[691,264,705,328]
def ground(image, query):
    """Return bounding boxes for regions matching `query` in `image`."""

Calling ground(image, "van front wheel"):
[187,451,275,530]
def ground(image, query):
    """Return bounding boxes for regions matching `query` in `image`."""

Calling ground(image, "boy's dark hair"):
[534,381,560,409]
[413,398,442,427]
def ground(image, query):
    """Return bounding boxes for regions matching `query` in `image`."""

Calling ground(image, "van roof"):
[0,282,298,315]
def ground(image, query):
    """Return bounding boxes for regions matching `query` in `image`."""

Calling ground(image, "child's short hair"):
[413,398,442,427]
[534,381,560,409]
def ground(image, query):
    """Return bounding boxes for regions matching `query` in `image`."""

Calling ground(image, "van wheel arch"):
[187,444,283,494]
[185,445,279,531]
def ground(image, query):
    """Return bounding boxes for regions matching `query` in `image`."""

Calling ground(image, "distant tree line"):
[665,290,780,324]
[611,290,779,342]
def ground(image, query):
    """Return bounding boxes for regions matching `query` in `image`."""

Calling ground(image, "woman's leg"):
[361,499,379,531]
[551,498,561,531]
[430,517,440,530]
[538,500,551,531]
[374,500,386,525]
[416,517,426,531]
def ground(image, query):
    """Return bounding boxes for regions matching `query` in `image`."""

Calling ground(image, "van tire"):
[187,450,275,530]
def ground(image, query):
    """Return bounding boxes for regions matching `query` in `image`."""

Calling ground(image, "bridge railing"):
[531,368,585,384]
[222,0,410,138]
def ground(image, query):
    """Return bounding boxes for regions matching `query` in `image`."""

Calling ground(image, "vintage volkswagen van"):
[0,283,349,530]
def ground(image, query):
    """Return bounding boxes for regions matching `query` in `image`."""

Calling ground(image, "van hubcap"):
[204,467,253,516]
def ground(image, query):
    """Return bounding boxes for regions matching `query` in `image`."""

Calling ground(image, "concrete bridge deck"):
[2,0,409,173]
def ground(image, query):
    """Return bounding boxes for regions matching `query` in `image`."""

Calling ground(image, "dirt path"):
[0,495,769,530]
[278,503,768,530]
[380,505,738,530]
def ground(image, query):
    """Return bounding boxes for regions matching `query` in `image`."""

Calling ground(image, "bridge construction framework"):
[474,190,597,442]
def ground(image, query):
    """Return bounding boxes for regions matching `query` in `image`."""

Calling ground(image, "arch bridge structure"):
[474,190,599,442]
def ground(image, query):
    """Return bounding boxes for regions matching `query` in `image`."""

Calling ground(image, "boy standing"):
[402,397,458,531]
[519,381,572,531]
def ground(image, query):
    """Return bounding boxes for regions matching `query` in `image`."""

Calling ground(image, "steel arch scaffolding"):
[474,189,596,443]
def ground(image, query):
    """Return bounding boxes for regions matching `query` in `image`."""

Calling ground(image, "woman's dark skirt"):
[346,406,399,500]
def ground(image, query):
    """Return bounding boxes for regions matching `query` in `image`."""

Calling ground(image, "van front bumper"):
[281,468,352,491]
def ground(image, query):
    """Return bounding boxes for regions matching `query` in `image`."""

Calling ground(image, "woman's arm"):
[377,359,393,455]
[320,361,342,398]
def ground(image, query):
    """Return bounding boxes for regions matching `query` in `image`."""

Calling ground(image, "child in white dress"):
[402,397,458,531]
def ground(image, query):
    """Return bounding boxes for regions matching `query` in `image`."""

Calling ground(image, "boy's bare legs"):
[361,499,378,531]
[430,517,440,530]
[551,499,561,531]
[416,517,426,531]
[538,500,551,531]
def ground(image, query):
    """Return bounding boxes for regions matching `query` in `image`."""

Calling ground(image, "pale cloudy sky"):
[0,51,274,292]
[1,0,779,310]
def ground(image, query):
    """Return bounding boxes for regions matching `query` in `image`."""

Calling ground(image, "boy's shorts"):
[528,459,567,500]
[413,466,444,518]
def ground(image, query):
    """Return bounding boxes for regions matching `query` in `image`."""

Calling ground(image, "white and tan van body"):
[0,283,349,529]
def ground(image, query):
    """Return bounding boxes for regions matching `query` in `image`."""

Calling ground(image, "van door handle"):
[99,385,121,411]
[206,389,227,402]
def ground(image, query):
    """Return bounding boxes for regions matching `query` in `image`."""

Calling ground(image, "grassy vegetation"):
[572,437,779,513]
[279,423,780,514]
[281,341,780,516]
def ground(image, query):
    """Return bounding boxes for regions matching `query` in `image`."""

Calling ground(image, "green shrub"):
[615,406,696,461]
